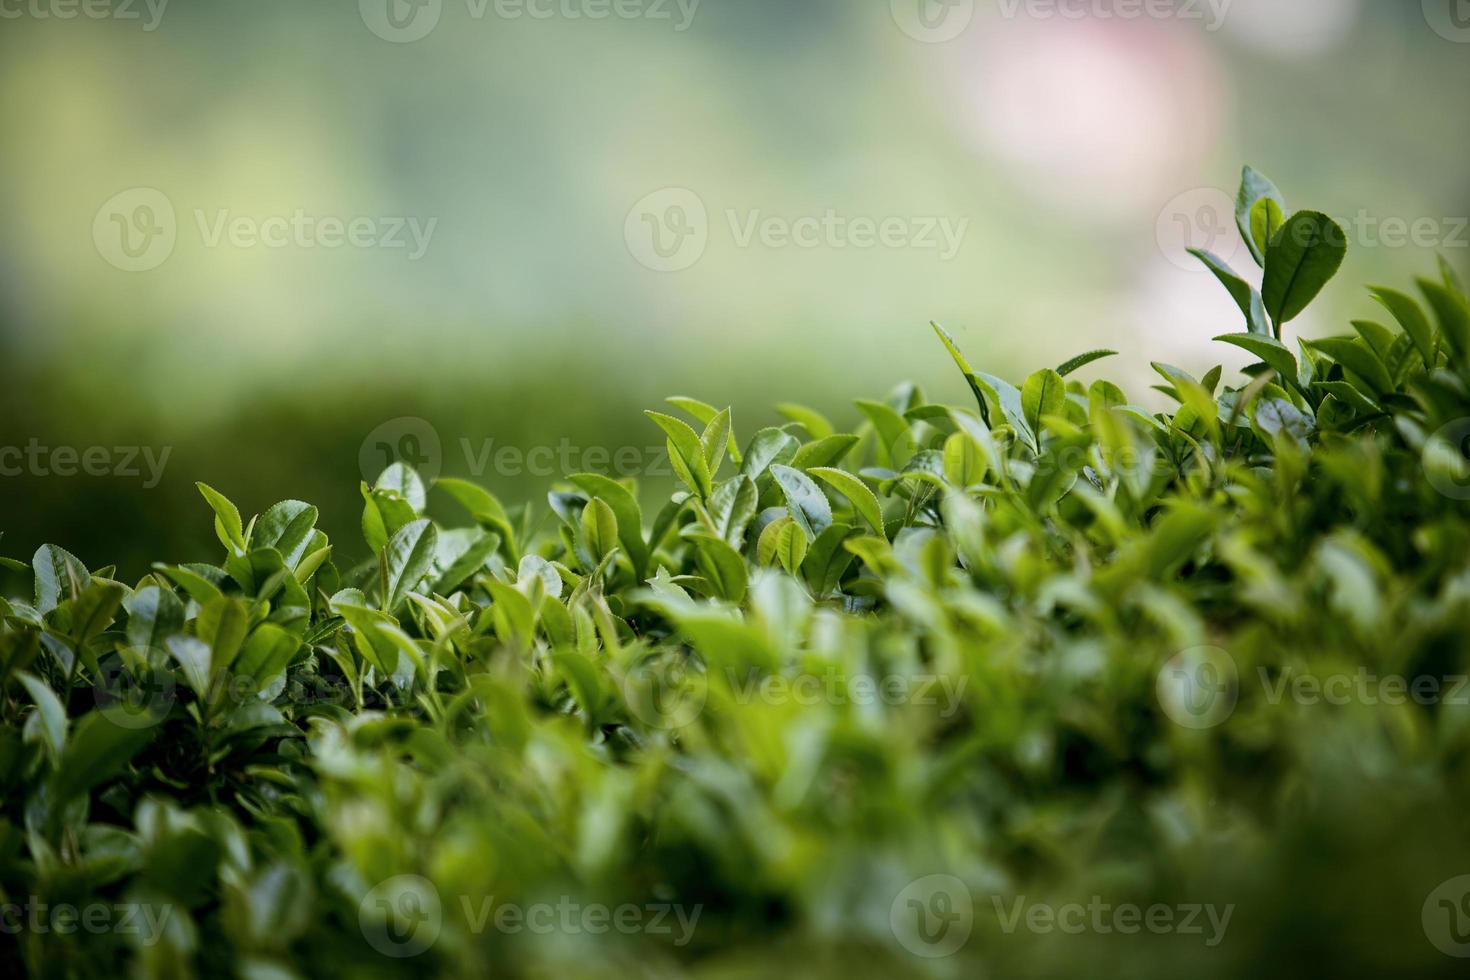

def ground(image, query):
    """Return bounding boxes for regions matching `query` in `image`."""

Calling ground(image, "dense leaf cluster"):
[3,170,1470,978]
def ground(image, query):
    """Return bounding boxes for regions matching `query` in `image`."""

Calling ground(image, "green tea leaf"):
[668,396,741,464]
[196,483,246,556]
[685,532,748,602]
[382,519,438,613]
[800,523,858,596]
[361,484,418,555]
[1307,337,1394,395]
[647,411,713,498]
[854,399,914,467]
[769,465,833,541]
[33,544,89,614]
[1055,349,1118,377]
[942,431,988,488]
[974,372,1038,454]
[166,635,213,699]
[295,543,334,585]
[197,595,250,675]
[1250,198,1285,266]
[372,462,427,513]
[1439,254,1465,296]
[431,530,499,595]
[123,586,185,655]
[68,580,124,648]
[1419,277,1470,365]
[252,501,319,569]
[1236,165,1286,266]
[1253,397,1315,447]
[704,475,758,546]
[741,427,801,481]
[581,497,621,565]
[436,478,518,560]
[569,473,648,577]
[1369,285,1436,365]
[55,712,153,801]
[480,576,536,649]
[1350,320,1398,362]
[757,516,808,574]
[808,467,885,536]
[1021,368,1067,439]
[1190,248,1271,335]
[153,563,224,605]
[1214,333,1299,389]
[699,408,733,475]
[17,672,67,758]
[233,623,300,687]
[1263,211,1348,326]
[931,322,992,421]
[774,402,835,439]
[790,434,860,470]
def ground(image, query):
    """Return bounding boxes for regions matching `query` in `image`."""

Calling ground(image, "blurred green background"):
[2,0,1468,578]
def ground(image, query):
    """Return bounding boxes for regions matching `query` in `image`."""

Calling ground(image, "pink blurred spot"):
[954,17,1226,221]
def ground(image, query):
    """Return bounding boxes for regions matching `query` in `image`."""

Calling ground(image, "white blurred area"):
[1224,0,1362,55]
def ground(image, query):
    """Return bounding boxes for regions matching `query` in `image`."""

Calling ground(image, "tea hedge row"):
[3,169,1470,978]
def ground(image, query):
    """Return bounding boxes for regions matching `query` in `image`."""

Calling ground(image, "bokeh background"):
[2,0,1469,578]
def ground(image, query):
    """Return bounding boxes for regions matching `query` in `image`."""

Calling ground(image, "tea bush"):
[3,169,1470,979]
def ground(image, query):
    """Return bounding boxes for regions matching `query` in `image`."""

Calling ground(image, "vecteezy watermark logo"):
[458,896,702,944]
[1424,0,1470,43]
[358,880,704,956]
[727,210,969,260]
[0,898,174,944]
[93,189,437,272]
[892,0,1233,42]
[1337,211,1470,250]
[625,188,970,272]
[1158,192,1468,267]
[1156,187,1242,272]
[1423,418,1470,500]
[0,441,172,488]
[991,895,1234,946]
[361,0,699,42]
[1423,875,1470,957]
[890,875,973,958]
[619,655,708,730]
[625,188,709,273]
[359,0,443,42]
[193,210,437,259]
[93,188,177,273]
[459,438,672,479]
[998,0,1232,29]
[1156,646,1238,730]
[360,418,688,483]
[360,417,444,486]
[360,875,443,958]
[93,655,178,730]
[0,0,169,30]
[891,0,975,43]
[1258,667,1470,708]
[724,668,968,718]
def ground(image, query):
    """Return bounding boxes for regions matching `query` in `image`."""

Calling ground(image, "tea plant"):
[3,169,1470,979]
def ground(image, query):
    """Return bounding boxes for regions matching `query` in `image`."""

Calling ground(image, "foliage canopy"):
[4,169,1470,978]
